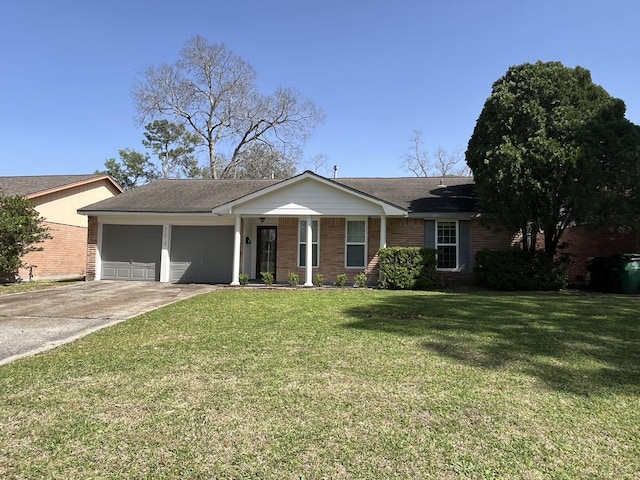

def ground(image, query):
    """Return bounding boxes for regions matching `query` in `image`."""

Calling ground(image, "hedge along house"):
[78,171,514,286]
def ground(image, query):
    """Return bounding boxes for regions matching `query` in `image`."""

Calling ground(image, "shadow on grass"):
[343,291,640,396]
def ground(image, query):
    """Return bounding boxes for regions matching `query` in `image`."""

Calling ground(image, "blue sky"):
[1,0,639,178]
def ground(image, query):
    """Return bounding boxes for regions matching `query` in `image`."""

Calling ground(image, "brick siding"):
[19,221,88,280]
[275,217,425,285]
[387,218,425,246]
[556,226,639,284]
[85,216,98,281]
[274,217,519,287]
[470,221,519,268]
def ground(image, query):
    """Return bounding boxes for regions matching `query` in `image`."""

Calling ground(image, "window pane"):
[347,221,365,243]
[437,246,457,269]
[300,220,318,242]
[437,222,457,244]
[299,221,306,242]
[346,245,365,267]
[299,232,318,267]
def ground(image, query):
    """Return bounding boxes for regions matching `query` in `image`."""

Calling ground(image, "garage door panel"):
[101,261,157,281]
[101,225,162,281]
[170,226,233,284]
[102,265,116,278]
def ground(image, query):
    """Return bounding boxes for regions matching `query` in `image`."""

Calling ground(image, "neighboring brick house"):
[0,174,123,280]
[558,226,639,285]
[78,171,514,286]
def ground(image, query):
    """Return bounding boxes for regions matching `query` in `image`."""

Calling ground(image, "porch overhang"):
[211,171,407,218]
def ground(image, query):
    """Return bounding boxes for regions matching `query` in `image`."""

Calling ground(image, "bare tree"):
[133,36,325,179]
[304,153,333,177]
[228,144,297,179]
[403,130,470,177]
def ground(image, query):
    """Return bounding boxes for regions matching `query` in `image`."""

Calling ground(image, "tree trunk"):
[521,224,529,251]
[543,228,559,258]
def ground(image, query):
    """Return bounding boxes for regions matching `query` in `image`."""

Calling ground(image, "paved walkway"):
[0,281,217,365]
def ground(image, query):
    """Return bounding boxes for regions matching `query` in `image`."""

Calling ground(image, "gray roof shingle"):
[0,174,114,197]
[78,175,477,214]
[335,177,477,213]
[79,178,281,213]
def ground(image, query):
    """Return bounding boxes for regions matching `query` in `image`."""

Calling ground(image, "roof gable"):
[0,174,123,198]
[211,171,407,216]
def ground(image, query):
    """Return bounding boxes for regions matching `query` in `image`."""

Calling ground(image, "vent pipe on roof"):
[333,165,338,178]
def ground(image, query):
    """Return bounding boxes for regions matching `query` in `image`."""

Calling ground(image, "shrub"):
[0,193,50,283]
[475,249,568,291]
[261,271,274,286]
[378,247,438,290]
[314,273,324,287]
[335,274,348,287]
[238,273,249,286]
[287,271,299,287]
[354,272,368,288]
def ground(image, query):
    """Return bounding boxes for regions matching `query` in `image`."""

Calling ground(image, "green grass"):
[1,288,639,479]
[0,279,81,296]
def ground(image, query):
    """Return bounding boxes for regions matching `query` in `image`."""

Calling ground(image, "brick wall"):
[557,226,639,284]
[19,221,88,280]
[275,217,298,282]
[85,216,98,281]
[275,217,425,285]
[276,217,363,284]
[470,221,518,268]
[433,221,516,287]
[468,222,640,285]
[387,218,425,246]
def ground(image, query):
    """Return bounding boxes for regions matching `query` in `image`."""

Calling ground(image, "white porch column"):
[95,222,103,281]
[160,223,171,282]
[231,215,241,286]
[380,215,387,249]
[304,215,313,286]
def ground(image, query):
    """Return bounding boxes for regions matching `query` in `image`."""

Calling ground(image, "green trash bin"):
[590,254,640,293]
[616,254,640,294]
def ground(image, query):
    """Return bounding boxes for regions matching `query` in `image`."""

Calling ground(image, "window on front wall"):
[346,220,366,268]
[436,221,458,269]
[299,220,319,267]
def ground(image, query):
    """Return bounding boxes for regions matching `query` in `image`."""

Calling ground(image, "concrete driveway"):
[0,281,218,366]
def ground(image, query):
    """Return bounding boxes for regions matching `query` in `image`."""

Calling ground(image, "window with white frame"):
[299,220,319,267]
[436,221,458,269]
[346,220,366,267]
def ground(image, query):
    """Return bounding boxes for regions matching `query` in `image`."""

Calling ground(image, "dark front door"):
[257,226,277,281]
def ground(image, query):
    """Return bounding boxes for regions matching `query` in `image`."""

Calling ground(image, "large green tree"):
[103,148,157,190]
[133,35,324,179]
[466,61,640,256]
[102,120,202,188]
[142,119,201,179]
[0,193,51,282]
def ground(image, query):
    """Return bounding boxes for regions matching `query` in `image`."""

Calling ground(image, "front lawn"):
[0,279,81,296]
[1,289,638,478]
